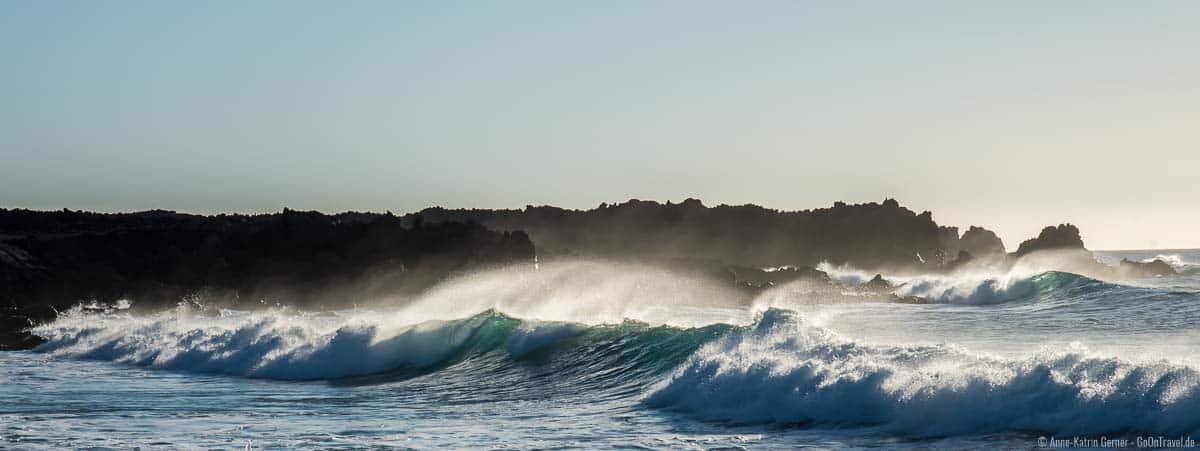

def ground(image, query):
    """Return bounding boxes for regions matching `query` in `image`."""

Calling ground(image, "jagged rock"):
[960,226,1006,258]
[937,226,962,258]
[409,198,955,271]
[0,208,536,349]
[1008,224,1148,281]
[0,305,51,350]
[863,274,892,292]
[1015,224,1086,257]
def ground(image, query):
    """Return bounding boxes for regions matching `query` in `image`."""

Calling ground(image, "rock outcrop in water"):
[862,274,893,292]
[2,201,1168,349]
[936,225,1008,272]
[959,226,1007,260]
[0,208,535,349]
[1007,224,1177,279]
[408,198,997,271]
[1014,224,1086,257]
[0,199,1022,350]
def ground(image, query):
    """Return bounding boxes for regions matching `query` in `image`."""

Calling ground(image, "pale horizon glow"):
[2,1,1198,250]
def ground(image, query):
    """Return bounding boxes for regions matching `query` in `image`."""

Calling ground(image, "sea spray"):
[22,251,1200,443]
[646,309,1200,437]
[30,307,731,382]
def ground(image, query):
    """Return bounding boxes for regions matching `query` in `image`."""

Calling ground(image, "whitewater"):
[3,250,1200,449]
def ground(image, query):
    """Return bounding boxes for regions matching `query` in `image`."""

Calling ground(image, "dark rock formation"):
[863,274,893,292]
[408,198,965,270]
[0,304,49,349]
[937,226,962,256]
[1014,224,1086,257]
[959,226,1006,259]
[1006,223,1177,281]
[851,273,926,303]
[2,201,1167,348]
[0,208,535,349]
[730,265,833,290]
[935,225,1006,267]
[1006,223,1104,277]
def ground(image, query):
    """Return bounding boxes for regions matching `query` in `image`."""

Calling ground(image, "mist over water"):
[392,260,754,327]
[4,251,1200,448]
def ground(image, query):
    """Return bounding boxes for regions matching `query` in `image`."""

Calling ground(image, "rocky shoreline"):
[0,201,1177,350]
[0,208,534,349]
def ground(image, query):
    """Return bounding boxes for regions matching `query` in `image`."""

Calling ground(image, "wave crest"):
[31,303,1200,437]
[1145,254,1200,274]
[30,306,731,382]
[32,307,526,380]
[891,271,1107,305]
[646,309,1200,437]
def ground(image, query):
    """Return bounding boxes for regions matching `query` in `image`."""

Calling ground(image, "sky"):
[1,1,1197,250]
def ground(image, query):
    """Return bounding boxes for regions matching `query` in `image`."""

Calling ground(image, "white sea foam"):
[890,272,1045,305]
[21,255,1200,443]
[1145,254,1199,271]
[646,309,1200,437]
[815,261,1054,305]
[815,261,875,287]
[29,302,716,380]
[27,260,767,380]
[31,305,500,380]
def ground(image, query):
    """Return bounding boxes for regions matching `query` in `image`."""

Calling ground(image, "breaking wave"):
[891,271,1109,305]
[1146,254,1200,274]
[30,305,1200,438]
[815,261,876,287]
[646,309,1200,437]
[817,261,1111,305]
[30,306,728,381]
[25,254,1200,440]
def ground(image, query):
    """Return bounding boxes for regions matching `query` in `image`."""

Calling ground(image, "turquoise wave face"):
[23,259,1200,441]
[877,269,1175,306]
[31,308,736,383]
[646,309,1200,438]
[47,305,1200,438]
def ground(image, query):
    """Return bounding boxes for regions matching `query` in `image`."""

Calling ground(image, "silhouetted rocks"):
[858,274,925,304]
[1,201,1174,349]
[1015,224,1086,257]
[731,265,833,290]
[959,226,1006,259]
[863,274,892,292]
[1005,223,1177,281]
[0,304,48,350]
[941,250,976,270]
[408,198,981,270]
[1006,223,1109,276]
[0,208,535,349]
[935,227,1007,272]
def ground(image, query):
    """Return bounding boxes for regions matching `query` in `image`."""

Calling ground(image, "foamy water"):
[2,250,1199,449]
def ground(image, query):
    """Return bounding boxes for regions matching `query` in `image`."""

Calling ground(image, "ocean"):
[3,250,1199,449]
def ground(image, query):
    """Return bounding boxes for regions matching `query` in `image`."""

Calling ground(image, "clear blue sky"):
[2,1,1197,249]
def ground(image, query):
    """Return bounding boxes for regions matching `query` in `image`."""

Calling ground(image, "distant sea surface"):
[3,250,1199,449]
